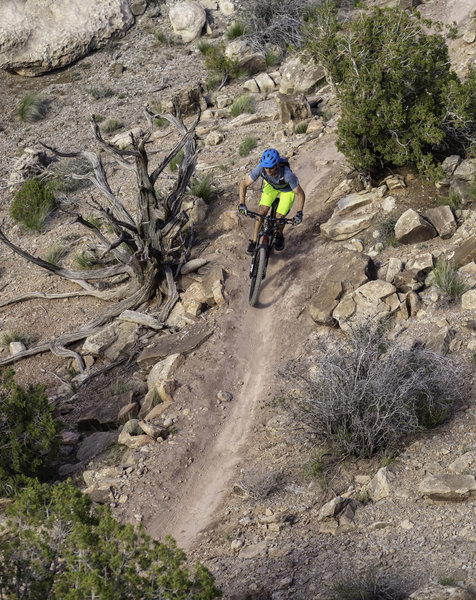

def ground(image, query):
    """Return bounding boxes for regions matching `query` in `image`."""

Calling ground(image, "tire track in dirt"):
[148,296,276,551]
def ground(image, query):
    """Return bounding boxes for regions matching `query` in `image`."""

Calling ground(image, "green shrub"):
[197,39,212,55]
[295,121,309,134]
[10,179,56,231]
[303,4,476,177]
[189,173,217,204]
[87,87,115,99]
[432,259,467,299]
[438,576,456,586]
[0,369,61,495]
[18,93,49,122]
[103,118,122,133]
[469,174,476,200]
[73,250,103,270]
[238,137,258,157]
[0,479,221,599]
[226,22,246,40]
[380,218,398,247]
[230,94,254,117]
[203,43,240,82]
[289,320,466,458]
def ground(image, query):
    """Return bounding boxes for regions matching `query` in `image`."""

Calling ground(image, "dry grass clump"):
[289,320,467,458]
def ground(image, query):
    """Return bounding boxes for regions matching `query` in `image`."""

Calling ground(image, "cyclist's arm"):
[239,175,255,204]
[293,184,306,213]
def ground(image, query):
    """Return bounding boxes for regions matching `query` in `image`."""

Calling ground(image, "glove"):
[239,203,248,216]
[293,210,303,225]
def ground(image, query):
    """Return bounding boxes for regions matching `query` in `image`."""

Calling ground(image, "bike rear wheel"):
[249,246,267,307]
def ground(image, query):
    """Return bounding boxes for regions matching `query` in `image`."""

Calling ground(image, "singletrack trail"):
[147,138,344,551]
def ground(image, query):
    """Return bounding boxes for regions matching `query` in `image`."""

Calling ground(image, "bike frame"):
[246,200,293,282]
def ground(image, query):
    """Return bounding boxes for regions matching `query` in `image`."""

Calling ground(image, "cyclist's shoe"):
[275,233,285,251]
[246,240,255,255]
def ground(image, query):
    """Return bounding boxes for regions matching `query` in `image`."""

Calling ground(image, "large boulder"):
[275,93,312,125]
[279,58,326,95]
[168,1,206,43]
[320,190,382,241]
[409,584,476,600]
[0,0,134,76]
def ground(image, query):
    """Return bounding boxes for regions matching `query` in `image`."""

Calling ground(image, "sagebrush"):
[289,321,466,458]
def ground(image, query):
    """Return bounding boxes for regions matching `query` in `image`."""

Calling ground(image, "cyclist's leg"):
[276,190,295,235]
[254,183,279,242]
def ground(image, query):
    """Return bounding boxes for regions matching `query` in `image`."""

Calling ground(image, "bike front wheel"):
[249,246,267,307]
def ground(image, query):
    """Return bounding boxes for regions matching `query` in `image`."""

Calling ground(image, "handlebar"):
[242,210,294,225]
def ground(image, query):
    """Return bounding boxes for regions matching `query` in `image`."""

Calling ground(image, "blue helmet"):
[260,148,279,168]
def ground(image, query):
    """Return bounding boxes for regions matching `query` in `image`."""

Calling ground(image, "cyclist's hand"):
[239,203,248,216]
[293,210,303,225]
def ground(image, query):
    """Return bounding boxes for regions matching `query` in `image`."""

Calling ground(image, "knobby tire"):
[249,246,267,307]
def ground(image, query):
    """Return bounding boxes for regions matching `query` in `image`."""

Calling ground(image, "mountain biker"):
[238,148,305,254]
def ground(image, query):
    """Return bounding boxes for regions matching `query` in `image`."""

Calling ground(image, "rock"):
[368,466,397,502]
[9,341,26,355]
[78,390,135,431]
[317,496,349,520]
[393,269,425,293]
[82,321,139,361]
[395,209,437,244]
[453,235,476,268]
[118,430,154,449]
[409,584,476,600]
[462,290,476,310]
[218,0,234,16]
[441,155,462,176]
[448,451,476,474]
[168,1,206,43]
[163,83,207,117]
[453,158,476,181]
[321,190,382,240]
[217,390,233,402]
[182,196,208,226]
[182,281,207,315]
[223,209,240,230]
[61,431,80,446]
[244,72,277,94]
[0,0,134,76]
[121,419,142,435]
[424,326,455,354]
[201,265,225,306]
[76,431,118,463]
[239,541,268,559]
[138,420,168,439]
[180,258,209,275]
[147,354,184,391]
[419,474,476,501]
[406,253,434,275]
[384,257,404,283]
[279,58,325,95]
[129,0,147,15]
[309,280,343,325]
[137,321,212,368]
[425,206,457,239]
[355,280,396,302]
[205,130,224,146]
[111,127,143,148]
[84,478,121,503]
[118,310,163,330]
[237,53,266,76]
[275,93,312,125]
[308,251,374,325]
[117,402,140,423]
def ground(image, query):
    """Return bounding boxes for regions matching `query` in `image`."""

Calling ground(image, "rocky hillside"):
[0,1,476,599]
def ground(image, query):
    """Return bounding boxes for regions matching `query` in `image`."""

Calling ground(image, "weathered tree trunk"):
[0,108,200,365]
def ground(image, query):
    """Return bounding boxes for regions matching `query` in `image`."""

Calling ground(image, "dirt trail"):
[149,303,275,550]
[147,136,345,551]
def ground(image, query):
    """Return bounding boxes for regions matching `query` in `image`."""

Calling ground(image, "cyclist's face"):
[264,165,278,177]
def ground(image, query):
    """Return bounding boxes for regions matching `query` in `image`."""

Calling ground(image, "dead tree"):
[0,109,199,366]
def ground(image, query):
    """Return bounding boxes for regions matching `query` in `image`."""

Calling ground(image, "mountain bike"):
[244,199,294,307]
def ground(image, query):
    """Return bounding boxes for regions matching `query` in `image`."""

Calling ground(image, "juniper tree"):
[303,2,476,177]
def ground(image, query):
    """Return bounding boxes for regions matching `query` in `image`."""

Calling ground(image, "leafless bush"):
[235,469,282,499]
[240,0,320,52]
[289,321,467,458]
[332,568,404,600]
